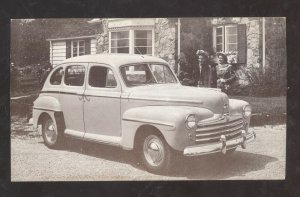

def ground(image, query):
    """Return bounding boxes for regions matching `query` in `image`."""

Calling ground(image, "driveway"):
[11,117,286,181]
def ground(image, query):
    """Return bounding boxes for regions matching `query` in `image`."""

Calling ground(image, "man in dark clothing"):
[193,50,217,88]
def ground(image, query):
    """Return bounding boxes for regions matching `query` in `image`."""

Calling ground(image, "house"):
[47,17,286,92]
[46,19,99,66]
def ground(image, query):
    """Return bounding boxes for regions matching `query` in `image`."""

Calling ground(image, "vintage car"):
[32,54,255,173]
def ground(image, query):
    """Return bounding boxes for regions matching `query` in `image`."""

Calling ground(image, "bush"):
[245,64,286,97]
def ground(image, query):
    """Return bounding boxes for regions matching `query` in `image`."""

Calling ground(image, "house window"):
[214,25,238,53]
[110,31,130,53]
[134,30,152,55]
[72,40,85,57]
[110,29,153,55]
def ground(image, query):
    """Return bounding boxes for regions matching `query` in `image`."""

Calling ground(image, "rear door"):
[60,63,87,138]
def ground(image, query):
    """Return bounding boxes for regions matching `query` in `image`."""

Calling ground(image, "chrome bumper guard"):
[183,130,256,156]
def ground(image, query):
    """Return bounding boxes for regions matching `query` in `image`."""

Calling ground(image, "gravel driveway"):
[11,117,286,181]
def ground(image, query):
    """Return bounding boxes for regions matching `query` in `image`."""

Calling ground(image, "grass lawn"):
[231,96,286,115]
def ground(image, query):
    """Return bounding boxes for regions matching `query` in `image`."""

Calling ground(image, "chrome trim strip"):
[129,97,203,105]
[33,107,60,112]
[40,91,121,99]
[122,118,175,128]
[183,132,256,156]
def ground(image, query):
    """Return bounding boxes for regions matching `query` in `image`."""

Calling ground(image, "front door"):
[60,63,87,138]
[83,64,121,145]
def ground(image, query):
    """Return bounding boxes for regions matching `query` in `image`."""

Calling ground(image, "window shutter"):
[66,40,71,59]
[237,24,247,64]
[85,38,91,55]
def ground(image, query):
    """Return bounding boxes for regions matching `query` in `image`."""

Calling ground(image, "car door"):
[60,63,87,138]
[83,63,121,144]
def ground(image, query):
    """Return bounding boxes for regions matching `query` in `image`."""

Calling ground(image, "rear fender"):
[32,96,62,128]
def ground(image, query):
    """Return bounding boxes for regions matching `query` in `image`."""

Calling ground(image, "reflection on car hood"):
[127,84,227,113]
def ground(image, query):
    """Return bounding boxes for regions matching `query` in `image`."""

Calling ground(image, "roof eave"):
[46,35,97,41]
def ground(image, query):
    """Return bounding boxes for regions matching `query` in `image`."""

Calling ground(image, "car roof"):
[60,54,168,67]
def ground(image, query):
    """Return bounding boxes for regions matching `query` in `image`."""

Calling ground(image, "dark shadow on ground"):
[57,137,277,179]
[168,151,277,179]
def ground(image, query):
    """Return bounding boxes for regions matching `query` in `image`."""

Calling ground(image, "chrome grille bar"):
[195,128,242,143]
[196,119,244,133]
[196,124,244,138]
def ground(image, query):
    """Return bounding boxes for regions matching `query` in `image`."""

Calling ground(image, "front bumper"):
[183,130,256,156]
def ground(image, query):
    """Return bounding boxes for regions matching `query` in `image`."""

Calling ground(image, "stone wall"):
[154,18,176,71]
[95,20,109,54]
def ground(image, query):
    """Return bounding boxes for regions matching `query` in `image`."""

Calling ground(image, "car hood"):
[126,84,228,114]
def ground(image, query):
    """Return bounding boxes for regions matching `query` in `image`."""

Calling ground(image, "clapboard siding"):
[52,45,66,50]
[52,42,66,46]
[50,37,96,66]
[51,41,66,66]
[91,38,97,54]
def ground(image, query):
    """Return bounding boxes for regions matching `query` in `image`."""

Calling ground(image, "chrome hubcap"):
[143,135,165,167]
[44,119,57,145]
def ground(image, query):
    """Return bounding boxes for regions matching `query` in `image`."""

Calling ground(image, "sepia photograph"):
[10,17,286,181]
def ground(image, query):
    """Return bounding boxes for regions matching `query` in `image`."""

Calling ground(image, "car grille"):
[195,117,244,145]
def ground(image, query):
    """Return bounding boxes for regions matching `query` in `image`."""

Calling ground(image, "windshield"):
[120,63,178,87]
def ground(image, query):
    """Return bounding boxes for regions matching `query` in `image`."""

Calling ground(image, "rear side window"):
[89,66,117,88]
[50,67,63,85]
[64,65,85,86]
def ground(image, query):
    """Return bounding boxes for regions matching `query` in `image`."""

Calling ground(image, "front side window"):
[64,65,85,86]
[50,67,63,85]
[72,40,85,57]
[89,66,117,88]
[214,25,237,53]
[120,64,177,87]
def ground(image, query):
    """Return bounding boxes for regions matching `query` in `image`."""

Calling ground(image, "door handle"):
[77,94,84,101]
[84,95,90,102]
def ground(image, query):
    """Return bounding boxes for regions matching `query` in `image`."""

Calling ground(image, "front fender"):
[229,99,250,115]
[121,106,214,151]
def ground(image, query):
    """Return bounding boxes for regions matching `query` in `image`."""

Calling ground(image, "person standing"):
[216,52,236,93]
[193,50,217,88]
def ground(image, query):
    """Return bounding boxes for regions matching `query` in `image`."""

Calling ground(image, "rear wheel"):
[141,133,173,173]
[42,115,63,149]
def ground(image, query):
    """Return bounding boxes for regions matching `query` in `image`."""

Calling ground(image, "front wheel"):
[141,134,173,173]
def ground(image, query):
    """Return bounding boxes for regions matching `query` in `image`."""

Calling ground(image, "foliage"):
[10,19,93,67]
[244,63,286,96]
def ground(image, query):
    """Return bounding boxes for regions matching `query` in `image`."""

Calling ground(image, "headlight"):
[185,114,196,129]
[243,105,252,118]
